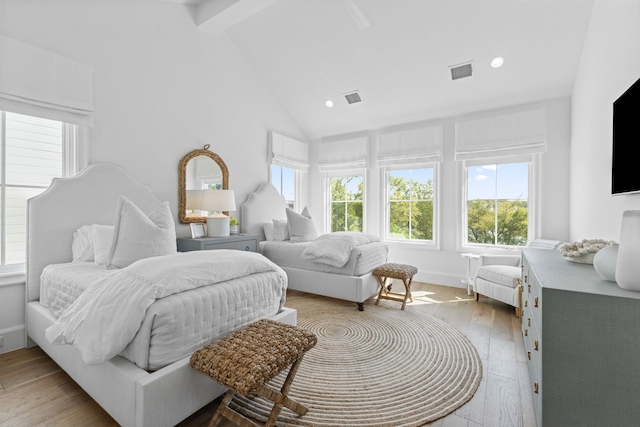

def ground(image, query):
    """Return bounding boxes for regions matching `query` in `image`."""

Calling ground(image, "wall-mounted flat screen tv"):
[612,76,640,195]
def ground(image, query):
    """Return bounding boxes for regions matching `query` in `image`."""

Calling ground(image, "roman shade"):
[454,109,546,161]
[377,125,443,166]
[318,136,368,172]
[268,131,310,171]
[0,36,94,127]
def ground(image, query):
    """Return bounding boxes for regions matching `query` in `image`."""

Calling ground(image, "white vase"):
[615,210,640,291]
[593,244,618,282]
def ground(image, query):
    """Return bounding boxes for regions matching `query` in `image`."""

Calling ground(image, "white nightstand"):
[460,252,480,295]
[177,235,259,253]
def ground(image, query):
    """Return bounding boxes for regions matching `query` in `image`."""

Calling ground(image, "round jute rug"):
[230,292,483,427]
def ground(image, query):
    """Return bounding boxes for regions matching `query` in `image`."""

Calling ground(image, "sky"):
[467,163,528,201]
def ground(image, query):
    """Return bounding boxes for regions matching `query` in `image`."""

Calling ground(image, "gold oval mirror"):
[178,145,229,224]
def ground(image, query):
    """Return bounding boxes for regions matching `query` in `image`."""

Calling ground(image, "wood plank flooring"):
[0,283,535,427]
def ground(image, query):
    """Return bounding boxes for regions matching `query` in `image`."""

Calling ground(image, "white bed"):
[25,163,297,427]
[242,182,388,311]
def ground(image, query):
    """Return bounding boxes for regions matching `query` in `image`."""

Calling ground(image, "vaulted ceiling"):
[167,0,595,140]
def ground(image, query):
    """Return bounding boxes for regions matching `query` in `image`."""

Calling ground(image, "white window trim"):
[269,164,300,210]
[322,169,366,235]
[457,154,540,253]
[380,163,439,249]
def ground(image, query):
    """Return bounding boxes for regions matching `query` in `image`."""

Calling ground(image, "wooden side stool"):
[190,319,317,427]
[373,263,419,310]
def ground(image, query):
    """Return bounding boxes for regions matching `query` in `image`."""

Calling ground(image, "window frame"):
[322,169,366,235]
[458,153,540,252]
[0,111,80,276]
[381,163,439,248]
[270,164,299,211]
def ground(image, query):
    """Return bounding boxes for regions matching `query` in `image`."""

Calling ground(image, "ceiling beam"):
[197,0,280,37]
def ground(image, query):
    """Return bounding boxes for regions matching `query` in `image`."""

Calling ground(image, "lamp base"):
[207,214,230,237]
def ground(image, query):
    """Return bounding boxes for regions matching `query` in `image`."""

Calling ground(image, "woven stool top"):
[190,319,317,396]
[373,263,418,280]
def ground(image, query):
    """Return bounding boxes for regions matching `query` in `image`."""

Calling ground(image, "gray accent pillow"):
[286,206,317,243]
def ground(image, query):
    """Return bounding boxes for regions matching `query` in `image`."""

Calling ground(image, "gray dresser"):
[177,235,258,253]
[521,248,640,427]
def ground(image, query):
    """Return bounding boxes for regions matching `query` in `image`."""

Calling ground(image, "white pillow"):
[72,225,97,262]
[92,225,115,265]
[286,206,317,243]
[263,221,275,241]
[107,196,177,268]
[272,219,290,241]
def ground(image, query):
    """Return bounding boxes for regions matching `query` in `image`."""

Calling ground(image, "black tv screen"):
[612,77,640,195]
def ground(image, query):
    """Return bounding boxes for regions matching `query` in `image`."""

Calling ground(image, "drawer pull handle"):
[527,351,531,360]
[534,297,539,308]
[524,300,528,307]
[524,275,528,283]
[245,246,250,251]
[528,284,531,293]
[534,340,539,351]
[524,328,528,336]
[534,382,539,394]
[528,318,531,327]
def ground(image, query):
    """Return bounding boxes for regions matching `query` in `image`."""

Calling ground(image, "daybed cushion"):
[476,264,521,288]
[107,196,177,268]
[286,206,317,242]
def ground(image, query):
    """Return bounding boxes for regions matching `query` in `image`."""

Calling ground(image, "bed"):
[242,182,388,310]
[25,162,297,427]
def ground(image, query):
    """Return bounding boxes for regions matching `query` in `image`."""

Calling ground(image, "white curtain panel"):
[318,136,368,171]
[269,131,310,170]
[454,109,546,161]
[0,36,94,126]
[377,124,443,166]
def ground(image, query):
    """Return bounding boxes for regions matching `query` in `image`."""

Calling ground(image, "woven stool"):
[190,319,317,427]
[373,263,419,310]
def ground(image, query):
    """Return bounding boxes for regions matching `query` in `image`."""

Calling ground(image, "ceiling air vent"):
[343,90,362,104]
[449,61,474,81]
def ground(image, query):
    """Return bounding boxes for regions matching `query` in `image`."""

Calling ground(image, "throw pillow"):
[72,224,98,262]
[286,206,317,243]
[107,196,177,268]
[263,221,275,241]
[272,219,290,241]
[92,224,115,265]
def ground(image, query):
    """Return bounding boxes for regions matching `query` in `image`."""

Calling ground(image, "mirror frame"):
[178,146,229,224]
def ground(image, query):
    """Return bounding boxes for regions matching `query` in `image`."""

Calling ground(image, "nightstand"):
[177,235,259,253]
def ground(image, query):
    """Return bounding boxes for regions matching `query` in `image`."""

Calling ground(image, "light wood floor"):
[0,282,535,427]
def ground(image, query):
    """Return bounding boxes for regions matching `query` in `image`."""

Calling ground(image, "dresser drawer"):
[177,235,259,252]
[204,239,256,252]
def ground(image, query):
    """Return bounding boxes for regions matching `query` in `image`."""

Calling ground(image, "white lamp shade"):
[186,190,203,211]
[200,189,236,213]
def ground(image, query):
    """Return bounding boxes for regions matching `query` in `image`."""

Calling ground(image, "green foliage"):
[467,199,528,246]
[388,175,433,240]
[330,177,363,232]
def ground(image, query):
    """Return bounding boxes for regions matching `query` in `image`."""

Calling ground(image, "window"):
[464,158,530,247]
[385,166,435,242]
[1,111,77,269]
[270,165,295,209]
[328,174,364,232]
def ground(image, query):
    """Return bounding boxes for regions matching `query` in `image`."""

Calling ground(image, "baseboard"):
[414,271,466,289]
[0,324,25,354]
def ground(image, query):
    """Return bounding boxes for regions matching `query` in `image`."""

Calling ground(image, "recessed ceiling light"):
[325,100,334,108]
[491,56,505,68]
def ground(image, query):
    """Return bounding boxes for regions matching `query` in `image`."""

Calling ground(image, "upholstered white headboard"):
[241,182,288,241]
[26,162,163,302]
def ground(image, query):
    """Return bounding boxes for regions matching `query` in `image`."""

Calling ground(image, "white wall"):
[0,0,305,352]
[309,97,572,287]
[570,0,640,241]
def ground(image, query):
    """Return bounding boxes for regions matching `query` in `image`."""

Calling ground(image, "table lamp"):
[201,189,236,237]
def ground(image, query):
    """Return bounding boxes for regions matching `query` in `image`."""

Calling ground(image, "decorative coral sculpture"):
[559,239,617,264]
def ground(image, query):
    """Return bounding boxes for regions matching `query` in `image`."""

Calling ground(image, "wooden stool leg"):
[375,275,386,305]
[209,390,236,427]
[401,276,414,310]
[261,357,308,427]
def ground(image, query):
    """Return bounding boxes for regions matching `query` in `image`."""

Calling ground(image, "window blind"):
[268,131,310,171]
[318,136,368,171]
[454,109,546,161]
[0,36,94,127]
[377,124,443,166]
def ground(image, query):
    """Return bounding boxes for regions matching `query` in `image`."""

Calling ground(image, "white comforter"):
[301,231,380,267]
[45,250,286,365]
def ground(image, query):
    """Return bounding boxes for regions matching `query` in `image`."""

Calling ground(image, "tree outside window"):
[466,162,528,246]
[387,168,434,241]
[329,176,363,232]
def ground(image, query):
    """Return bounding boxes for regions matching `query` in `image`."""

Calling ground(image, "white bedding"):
[301,231,381,267]
[41,250,287,370]
[259,238,388,276]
